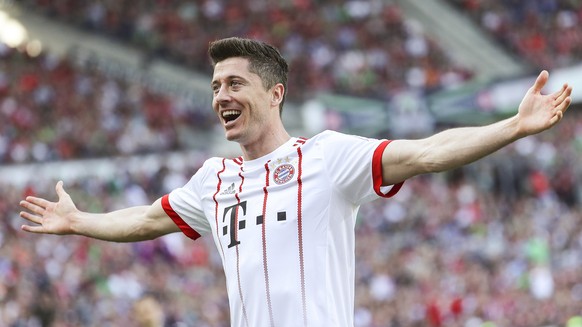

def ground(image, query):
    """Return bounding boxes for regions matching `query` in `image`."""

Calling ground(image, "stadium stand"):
[0,44,218,164]
[17,0,475,100]
[446,0,582,70]
[1,0,581,326]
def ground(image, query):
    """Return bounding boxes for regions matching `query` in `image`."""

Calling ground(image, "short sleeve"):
[317,130,403,204]
[162,166,212,240]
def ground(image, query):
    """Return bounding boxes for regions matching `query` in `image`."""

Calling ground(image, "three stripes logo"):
[220,182,236,195]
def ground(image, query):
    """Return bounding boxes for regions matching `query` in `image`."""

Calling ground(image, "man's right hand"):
[19,180,78,235]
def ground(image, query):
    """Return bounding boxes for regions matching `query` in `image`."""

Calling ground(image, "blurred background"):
[0,0,581,326]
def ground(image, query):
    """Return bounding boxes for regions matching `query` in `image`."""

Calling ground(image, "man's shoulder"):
[305,129,348,142]
[306,130,374,144]
[201,156,244,169]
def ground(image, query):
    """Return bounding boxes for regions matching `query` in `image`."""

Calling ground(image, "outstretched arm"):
[19,181,180,242]
[382,70,573,185]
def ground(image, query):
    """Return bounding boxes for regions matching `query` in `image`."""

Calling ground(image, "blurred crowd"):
[2,0,477,165]
[1,109,582,326]
[0,44,214,164]
[2,0,582,326]
[19,0,473,101]
[449,0,582,70]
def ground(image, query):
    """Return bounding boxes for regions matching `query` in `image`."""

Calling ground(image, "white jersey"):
[162,130,403,327]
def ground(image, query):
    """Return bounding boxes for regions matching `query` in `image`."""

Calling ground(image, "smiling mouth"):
[222,110,241,124]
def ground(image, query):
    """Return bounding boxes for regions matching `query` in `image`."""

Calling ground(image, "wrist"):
[507,114,526,140]
[68,210,87,235]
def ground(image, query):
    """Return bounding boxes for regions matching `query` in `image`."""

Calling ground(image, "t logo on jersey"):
[222,201,287,248]
[222,202,247,248]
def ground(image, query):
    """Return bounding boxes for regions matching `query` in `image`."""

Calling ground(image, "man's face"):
[211,57,276,145]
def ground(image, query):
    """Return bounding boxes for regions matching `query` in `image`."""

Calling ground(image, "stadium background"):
[0,0,581,326]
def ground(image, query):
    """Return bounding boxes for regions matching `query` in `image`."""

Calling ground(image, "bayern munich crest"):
[273,163,295,185]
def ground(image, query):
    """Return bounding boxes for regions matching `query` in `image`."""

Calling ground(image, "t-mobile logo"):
[222,201,287,248]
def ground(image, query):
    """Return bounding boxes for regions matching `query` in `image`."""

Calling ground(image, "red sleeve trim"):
[372,140,404,198]
[161,194,201,240]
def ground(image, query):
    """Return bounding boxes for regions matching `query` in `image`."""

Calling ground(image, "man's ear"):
[270,83,285,107]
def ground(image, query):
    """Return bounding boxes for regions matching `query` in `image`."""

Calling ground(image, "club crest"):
[273,164,295,185]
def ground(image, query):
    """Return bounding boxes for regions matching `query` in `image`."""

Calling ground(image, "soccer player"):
[19,37,572,327]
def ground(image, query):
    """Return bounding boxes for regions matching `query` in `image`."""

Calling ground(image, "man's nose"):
[215,84,231,102]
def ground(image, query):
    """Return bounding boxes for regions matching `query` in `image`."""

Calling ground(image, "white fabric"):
[164,130,399,327]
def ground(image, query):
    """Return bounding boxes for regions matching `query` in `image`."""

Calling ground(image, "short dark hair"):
[208,37,289,113]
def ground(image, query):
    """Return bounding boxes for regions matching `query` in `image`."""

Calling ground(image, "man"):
[133,295,166,327]
[19,37,572,326]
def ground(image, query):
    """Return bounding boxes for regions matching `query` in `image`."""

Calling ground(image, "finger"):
[531,70,549,94]
[553,85,572,106]
[19,211,42,224]
[551,83,568,101]
[556,96,572,114]
[24,196,51,209]
[20,199,47,216]
[55,180,66,198]
[549,110,563,126]
[21,224,48,234]
[21,198,50,213]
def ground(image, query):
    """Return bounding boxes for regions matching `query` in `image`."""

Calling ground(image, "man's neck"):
[240,130,291,160]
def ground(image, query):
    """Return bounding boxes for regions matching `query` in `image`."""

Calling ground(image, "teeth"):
[222,110,241,118]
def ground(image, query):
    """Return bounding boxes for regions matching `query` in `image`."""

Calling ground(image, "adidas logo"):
[220,183,236,195]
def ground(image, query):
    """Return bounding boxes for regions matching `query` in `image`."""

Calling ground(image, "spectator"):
[19,0,473,100]
[449,0,582,70]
